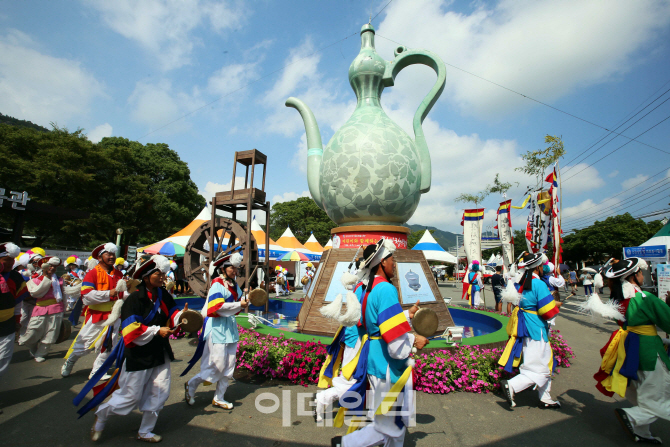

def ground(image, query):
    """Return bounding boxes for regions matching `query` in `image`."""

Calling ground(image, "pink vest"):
[31,276,65,316]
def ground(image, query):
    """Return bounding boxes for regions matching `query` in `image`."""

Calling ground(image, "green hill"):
[406,224,458,250]
[0,113,50,132]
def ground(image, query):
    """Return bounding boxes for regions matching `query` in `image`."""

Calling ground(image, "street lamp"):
[115,228,123,256]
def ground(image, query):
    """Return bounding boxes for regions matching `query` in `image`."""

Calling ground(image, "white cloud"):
[86,0,248,71]
[87,123,113,143]
[622,174,650,190]
[0,30,105,127]
[560,163,605,193]
[375,0,670,119]
[272,190,310,205]
[199,177,247,200]
[262,38,355,139]
[207,63,257,97]
[561,197,622,228]
[127,79,204,130]
[608,170,620,178]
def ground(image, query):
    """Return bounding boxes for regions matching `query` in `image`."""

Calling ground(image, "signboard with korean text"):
[332,231,408,249]
[657,264,670,301]
[623,245,668,262]
[0,188,29,210]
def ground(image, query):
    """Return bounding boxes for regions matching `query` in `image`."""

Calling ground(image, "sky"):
[2,0,670,243]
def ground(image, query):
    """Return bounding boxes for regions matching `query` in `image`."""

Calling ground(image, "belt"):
[36,299,58,307]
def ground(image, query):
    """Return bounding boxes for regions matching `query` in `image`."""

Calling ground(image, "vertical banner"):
[657,264,670,300]
[496,200,513,274]
[461,208,484,266]
[525,194,537,253]
[546,168,562,273]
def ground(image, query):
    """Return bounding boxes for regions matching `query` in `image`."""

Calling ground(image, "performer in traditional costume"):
[61,243,126,379]
[184,252,248,410]
[499,252,562,409]
[80,255,182,442]
[13,252,31,279]
[0,243,29,393]
[20,247,45,337]
[591,257,670,444]
[315,255,365,423]
[19,256,65,362]
[275,265,286,297]
[333,239,428,447]
[64,255,83,311]
[304,262,315,295]
[466,260,483,308]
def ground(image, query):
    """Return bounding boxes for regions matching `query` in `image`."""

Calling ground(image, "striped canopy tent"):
[250,217,288,261]
[642,220,670,248]
[138,207,211,254]
[324,239,333,250]
[304,233,325,253]
[275,227,321,261]
[412,230,457,264]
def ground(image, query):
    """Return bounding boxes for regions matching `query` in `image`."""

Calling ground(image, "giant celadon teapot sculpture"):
[286,24,446,226]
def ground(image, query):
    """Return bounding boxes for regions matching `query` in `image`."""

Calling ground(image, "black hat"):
[605,257,647,279]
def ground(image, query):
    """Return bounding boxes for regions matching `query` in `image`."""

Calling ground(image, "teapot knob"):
[394,46,407,57]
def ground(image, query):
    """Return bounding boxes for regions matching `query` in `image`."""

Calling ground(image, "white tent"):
[495,254,504,265]
[411,231,457,264]
[304,233,325,253]
[642,221,670,248]
[487,254,496,265]
[324,239,333,250]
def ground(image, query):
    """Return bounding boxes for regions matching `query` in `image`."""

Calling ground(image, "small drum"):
[249,288,268,307]
[165,280,176,292]
[412,307,439,338]
[301,276,309,285]
[277,277,286,286]
[179,309,204,333]
[56,319,72,344]
[269,281,276,290]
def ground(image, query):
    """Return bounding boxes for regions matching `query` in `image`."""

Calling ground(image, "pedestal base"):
[298,243,454,337]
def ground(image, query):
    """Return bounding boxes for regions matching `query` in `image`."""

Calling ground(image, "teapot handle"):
[383,47,446,193]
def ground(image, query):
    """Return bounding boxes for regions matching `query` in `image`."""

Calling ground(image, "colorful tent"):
[279,250,310,261]
[324,239,333,250]
[142,241,185,256]
[250,217,289,261]
[304,233,324,253]
[412,231,457,264]
[642,220,670,248]
[275,227,307,250]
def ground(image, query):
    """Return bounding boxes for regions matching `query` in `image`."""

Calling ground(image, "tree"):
[515,135,565,187]
[408,229,434,249]
[269,197,335,245]
[0,124,205,249]
[562,214,661,265]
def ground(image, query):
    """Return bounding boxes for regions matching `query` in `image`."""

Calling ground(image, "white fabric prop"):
[501,281,521,306]
[577,293,625,322]
[103,279,129,327]
[50,273,63,303]
[337,271,362,327]
[320,293,343,321]
[87,258,99,270]
[593,273,604,289]
[17,253,30,267]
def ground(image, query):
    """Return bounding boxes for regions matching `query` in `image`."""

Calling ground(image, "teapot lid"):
[360,23,375,34]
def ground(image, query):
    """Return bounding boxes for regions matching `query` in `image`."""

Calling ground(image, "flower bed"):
[235,328,575,393]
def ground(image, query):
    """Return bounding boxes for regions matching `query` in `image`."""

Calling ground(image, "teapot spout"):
[285,97,324,209]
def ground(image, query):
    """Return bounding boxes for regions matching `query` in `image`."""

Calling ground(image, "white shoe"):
[137,433,162,443]
[184,383,195,406]
[212,399,233,409]
[35,357,46,363]
[61,359,74,377]
[91,416,104,441]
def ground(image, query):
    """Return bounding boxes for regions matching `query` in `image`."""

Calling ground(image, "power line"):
[561,86,670,173]
[375,34,668,156]
[371,0,394,23]
[567,206,670,232]
[561,113,670,183]
[563,180,670,227]
[558,167,669,222]
[136,31,359,141]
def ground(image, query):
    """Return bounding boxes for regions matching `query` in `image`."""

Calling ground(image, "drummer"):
[185,252,248,410]
[303,262,315,295]
[64,256,82,311]
[20,257,65,363]
[274,265,286,297]
[88,255,183,443]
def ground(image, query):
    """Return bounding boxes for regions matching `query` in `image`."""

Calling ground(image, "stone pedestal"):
[297,226,454,337]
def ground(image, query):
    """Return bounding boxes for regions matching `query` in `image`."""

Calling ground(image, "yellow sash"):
[36,299,58,307]
[498,307,538,368]
[0,308,14,322]
[317,326,344,389]
[88,301,114,312]
[599,324,657,398]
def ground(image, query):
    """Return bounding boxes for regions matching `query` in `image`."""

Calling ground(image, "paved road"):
[1,286,666,446]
